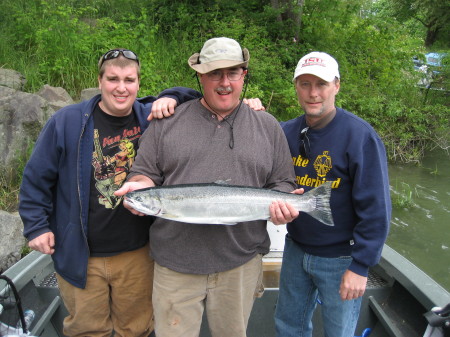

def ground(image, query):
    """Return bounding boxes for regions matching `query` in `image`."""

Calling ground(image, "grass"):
[0,169,22,212]
[429,164,439,176]
[20,245,33,258]
[391,181,416,209]
[0,147,33,212]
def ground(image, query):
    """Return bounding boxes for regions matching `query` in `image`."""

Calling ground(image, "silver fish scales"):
[125,181,334,226]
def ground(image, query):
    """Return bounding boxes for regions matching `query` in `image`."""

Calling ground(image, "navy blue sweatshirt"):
[280,107,391,276]
[19,87,202,288]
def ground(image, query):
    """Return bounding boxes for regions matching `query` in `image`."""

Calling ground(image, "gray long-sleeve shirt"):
[130,99,296,274]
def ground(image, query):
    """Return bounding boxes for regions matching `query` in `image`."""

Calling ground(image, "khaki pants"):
[153,254,264,337]
[57,245,154,337]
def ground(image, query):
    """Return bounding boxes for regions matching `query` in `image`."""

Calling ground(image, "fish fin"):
[303,181,334,226]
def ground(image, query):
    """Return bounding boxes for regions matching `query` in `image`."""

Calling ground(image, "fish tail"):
[305,181,334,226]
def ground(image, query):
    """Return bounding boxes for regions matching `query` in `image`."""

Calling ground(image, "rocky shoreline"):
[0,68,99,272]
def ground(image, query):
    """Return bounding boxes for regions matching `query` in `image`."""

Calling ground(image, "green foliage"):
[21,245,33,258]
[0,0,448,166]
[0,0,161,98]
[373,0,450,48]
[391,181,415,209]
[0,170,21,212]
[0,144,34,212]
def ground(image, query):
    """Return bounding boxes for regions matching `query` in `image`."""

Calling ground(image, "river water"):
[388,149,450,291]
[267,148,450,291]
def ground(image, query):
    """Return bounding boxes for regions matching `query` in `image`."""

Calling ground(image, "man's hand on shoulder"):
[148,97,178,121]
[243,98,265,111]
[148,97,266,121]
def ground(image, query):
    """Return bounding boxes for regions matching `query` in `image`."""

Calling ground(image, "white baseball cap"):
[293,52,340,82]
[188,37,250,74]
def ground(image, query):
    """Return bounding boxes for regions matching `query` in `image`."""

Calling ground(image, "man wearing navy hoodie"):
[274,52,391,337]
[19,48,201,337]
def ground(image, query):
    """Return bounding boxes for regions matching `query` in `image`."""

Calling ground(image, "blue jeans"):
[274,235,362,337]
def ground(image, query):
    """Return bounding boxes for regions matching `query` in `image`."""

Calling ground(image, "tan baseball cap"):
[188,37,250,74]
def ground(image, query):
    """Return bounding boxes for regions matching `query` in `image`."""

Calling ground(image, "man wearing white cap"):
[274,52,391,336]
[116,37,298,337]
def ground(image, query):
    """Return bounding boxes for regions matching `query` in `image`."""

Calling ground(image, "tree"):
[269,0,305,42]
[376,0,450,48]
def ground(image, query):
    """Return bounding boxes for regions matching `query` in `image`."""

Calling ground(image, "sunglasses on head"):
[99,49,140,68]
[299,127,310,158]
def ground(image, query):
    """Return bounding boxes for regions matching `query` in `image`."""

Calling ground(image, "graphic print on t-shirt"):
[92,128,138,209]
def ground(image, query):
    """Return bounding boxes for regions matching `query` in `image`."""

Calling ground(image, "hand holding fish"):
[114,175,156,216]
[269,188,304,225]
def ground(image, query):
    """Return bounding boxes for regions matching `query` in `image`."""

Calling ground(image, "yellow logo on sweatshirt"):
[292,151,341,188]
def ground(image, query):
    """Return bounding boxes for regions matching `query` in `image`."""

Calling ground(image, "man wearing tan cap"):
[274,52,391,337]
[116,37,298,337]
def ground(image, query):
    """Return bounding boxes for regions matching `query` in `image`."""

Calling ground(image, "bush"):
[0,0,448,162]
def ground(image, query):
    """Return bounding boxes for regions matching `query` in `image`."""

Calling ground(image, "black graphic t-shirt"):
[88,104,151,256]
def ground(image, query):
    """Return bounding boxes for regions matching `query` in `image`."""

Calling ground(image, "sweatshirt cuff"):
[348,259,369,277]
[26,228,51,242]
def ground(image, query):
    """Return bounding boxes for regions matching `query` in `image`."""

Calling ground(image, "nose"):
[219,72,231,85]
[117,80,127,92]
[309,84,320,97]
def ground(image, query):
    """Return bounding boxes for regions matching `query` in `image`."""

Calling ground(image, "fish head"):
[124,191,162,216]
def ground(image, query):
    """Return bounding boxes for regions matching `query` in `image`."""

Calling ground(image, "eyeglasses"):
[99,49,140,68]
[205,69,244,81]
[299,127,310,158]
